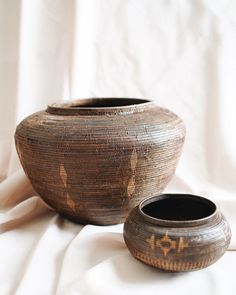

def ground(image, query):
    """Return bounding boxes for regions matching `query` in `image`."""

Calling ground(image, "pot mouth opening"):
[69,98,150,108]
[140,194,217,227]
[47,98,153,115]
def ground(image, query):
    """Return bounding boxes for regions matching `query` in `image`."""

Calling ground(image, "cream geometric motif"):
[146,234,155,250]
[146,232,188,257]
[177,237,188,253]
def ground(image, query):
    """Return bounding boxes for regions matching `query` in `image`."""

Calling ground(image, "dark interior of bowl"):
[141,195,216,221]
[69,98,150,108]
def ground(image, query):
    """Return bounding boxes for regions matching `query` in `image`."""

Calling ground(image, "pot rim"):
[139,194,218,227]
[47,97,154,115]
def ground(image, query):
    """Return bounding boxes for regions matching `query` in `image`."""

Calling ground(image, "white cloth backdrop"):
[0,0,236,294]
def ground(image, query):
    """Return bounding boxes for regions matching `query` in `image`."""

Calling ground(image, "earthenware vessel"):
[15,98,185,225]
[124,194,231,271]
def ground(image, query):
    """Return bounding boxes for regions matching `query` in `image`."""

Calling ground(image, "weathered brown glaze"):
[124,194,231,271]
[15,98,185,225]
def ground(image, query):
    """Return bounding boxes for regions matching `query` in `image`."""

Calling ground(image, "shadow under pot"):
[123,194,231,272]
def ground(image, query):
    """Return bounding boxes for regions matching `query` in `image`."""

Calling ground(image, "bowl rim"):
[139,194,219,227]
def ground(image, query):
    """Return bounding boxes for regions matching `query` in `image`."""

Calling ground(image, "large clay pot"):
[15,98,185,225]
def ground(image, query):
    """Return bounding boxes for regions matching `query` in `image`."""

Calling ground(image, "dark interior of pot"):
[69,98,150,108]
[141,195,216,221]
[47,98,152,115]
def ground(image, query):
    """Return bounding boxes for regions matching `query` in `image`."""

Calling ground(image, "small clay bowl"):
[123,194,231,272]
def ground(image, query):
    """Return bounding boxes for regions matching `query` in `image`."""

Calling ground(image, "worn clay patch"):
[130,147,138,171]
[66,193,76,212]
[127,148,138,198]
[60,163,76,213]
[59,163,67,186]
[127,176,135,199]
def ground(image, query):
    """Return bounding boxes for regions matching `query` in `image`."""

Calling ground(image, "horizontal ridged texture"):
[15,98,185,225]
[123,202,231,271]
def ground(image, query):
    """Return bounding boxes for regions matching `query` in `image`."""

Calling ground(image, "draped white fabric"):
[0,0,236,294]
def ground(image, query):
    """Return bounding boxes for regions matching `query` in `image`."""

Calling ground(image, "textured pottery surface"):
[124,194,231,271]
[15,98,185,225]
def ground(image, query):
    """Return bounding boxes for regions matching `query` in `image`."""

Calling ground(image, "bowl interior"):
[141,194,216,221]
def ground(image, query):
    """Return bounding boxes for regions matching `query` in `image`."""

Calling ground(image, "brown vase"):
[15,98,185,225]
[123,194,231,271]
